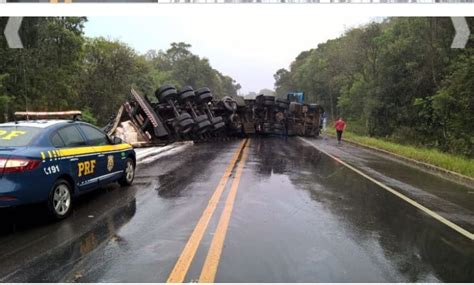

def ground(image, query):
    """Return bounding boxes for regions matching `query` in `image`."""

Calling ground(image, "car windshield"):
[0,126,42,147]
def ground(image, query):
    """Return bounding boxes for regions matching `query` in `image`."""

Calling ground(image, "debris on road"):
[104,85,324,147]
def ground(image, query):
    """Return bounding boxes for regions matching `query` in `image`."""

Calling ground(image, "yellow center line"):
[199,139,251,283]
[167,138,248,283]
[299,137,474,241]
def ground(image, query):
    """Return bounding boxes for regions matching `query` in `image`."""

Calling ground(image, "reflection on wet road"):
[0,137,472,282]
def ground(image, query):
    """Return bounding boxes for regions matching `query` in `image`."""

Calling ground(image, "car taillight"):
[0,158,40,174]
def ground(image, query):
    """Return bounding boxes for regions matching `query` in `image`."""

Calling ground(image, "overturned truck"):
[104,85,323,146]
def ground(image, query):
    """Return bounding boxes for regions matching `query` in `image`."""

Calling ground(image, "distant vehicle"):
[0,111,136,219]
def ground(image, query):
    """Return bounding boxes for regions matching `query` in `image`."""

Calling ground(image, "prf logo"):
[78,160,96,177]
[107,155,114,172]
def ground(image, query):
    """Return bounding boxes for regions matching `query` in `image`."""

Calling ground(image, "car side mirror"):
[111,136,122,145]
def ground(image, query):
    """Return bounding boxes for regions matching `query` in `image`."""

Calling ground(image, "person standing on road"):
[321,112,328,140]
[334,117,346,144]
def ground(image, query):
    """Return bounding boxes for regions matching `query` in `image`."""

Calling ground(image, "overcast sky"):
[84,10,374,94]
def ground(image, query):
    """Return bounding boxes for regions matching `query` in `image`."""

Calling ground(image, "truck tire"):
[174,113,194,134]
[177,118,195,134]
[211,116,225,130]
[195,87,211,96]
[158,88,177,103]
[157,84,175,95]
[222,97,237,112]
[213,122,226,131]
[194,115,212,134]
[179,85,194,93]
[195,120,212,134]
[196,92,213,104]
[176,112,192,121]
[178,90,195,102]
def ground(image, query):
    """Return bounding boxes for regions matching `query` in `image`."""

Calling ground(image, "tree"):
[0,17,86,120]
[274,17,473,157]
[79,37,148,124]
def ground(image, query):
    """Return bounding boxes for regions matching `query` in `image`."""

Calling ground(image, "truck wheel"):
[119,158,135,186]
[48,179,73,220]
[157,84,176,94]
[178,89,195,102]
[213,122,226,131]
[176,112,192,121]
[211,116,225,130]
[173,113,194,134]
[178,118,195,134]
[196,92,213,104]
[211,116,224,124]
[195,87,211,95]
[228,113,242,131]
[194,115,212,134]
[158,88,178,103]
[179,85,194,93]
[156,84,176,99]
[222,97,237,112]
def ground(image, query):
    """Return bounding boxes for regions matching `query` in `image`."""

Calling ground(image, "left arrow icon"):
[4,17,23,49]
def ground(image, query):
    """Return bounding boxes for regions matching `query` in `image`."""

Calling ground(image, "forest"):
[0,17,241,126]
[274,17,473,158]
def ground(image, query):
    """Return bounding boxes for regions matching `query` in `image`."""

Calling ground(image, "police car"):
[0,111,136,219]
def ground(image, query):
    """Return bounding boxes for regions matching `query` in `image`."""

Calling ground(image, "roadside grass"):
[327,129,474,179]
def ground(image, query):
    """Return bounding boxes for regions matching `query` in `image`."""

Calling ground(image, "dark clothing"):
[336,130,343,142]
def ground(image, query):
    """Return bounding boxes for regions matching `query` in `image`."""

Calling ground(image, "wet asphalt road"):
[0,137,473,282]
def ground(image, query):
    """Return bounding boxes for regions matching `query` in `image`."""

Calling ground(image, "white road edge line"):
[299,137,474,241]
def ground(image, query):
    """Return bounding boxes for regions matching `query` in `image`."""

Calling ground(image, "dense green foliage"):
[275,18,473,158]
[0,17,240,125]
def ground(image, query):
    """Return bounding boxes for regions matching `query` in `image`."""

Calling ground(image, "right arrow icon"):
[451,17,470,49]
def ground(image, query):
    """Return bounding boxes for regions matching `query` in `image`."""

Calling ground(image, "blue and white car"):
[0,118,136,219]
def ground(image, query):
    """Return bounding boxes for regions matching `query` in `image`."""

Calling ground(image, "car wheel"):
[48,179,73,220]
[119,158,135,186]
